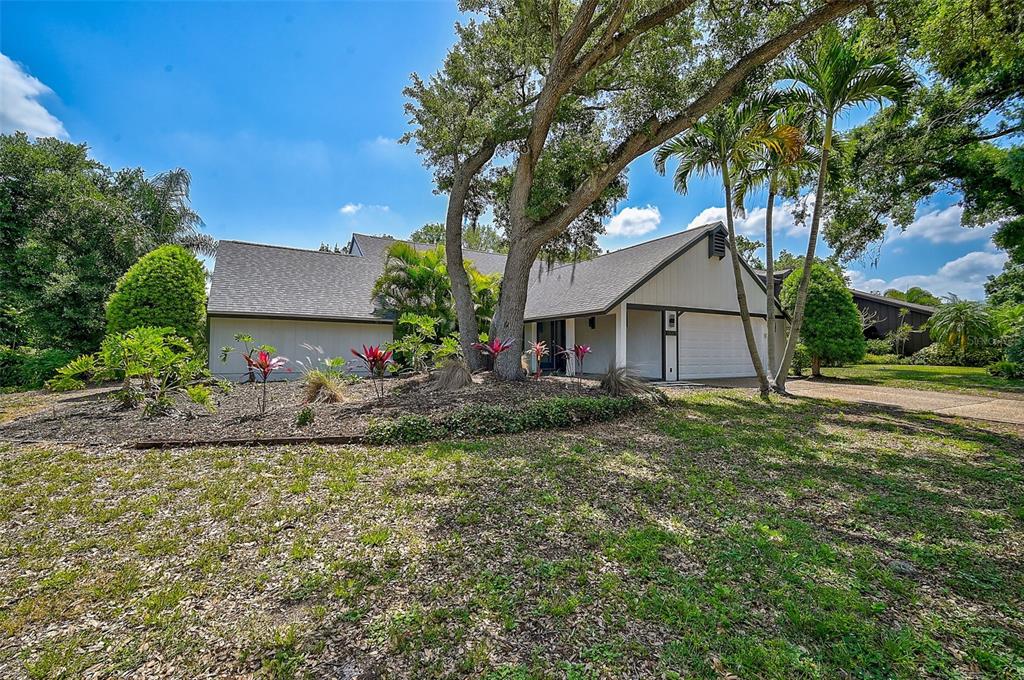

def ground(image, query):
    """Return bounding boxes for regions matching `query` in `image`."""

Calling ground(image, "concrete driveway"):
[784,380,1024,425]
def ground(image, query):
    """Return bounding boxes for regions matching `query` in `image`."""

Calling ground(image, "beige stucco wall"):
[209,316,393,380]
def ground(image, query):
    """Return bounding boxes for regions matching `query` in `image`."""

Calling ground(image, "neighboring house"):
[756,269,935,355]
[849,289,935,355]
[208,222,788,381]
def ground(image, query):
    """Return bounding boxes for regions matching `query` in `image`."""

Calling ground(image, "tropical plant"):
[781,264,865,375]
[220,334,277,383]
[388,313,441,374]
[557,343,593,392]
[105,244,208,346]
[987,360,1024,379]
[47,326,212,415]
[471,337,514,373]
[296,405,315,427]
[886,322,913,356]
[929,294,996,356]
[352,344,393,400]
[527,340,548,379]
[656,94,800,398]
[247,350,289,416]
[773,28,915,392]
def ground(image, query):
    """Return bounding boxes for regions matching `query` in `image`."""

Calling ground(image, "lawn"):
[820,363,1024,400]
[1,391,1022,678]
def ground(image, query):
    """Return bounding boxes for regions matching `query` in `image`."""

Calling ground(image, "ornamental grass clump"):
[599,365,668,404]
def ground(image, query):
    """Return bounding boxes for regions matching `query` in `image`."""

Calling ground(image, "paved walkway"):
[689,378,1024,425]
[786,380,1024,425]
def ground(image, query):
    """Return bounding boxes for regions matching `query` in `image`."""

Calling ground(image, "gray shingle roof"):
[350,233,512,276]
[208,240,389,322]
[523,223,719,320]
[850,289,936,314]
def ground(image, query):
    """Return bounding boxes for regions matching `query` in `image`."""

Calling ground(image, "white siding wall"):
[626,245,770,315]
[209,317,393,380]
[626,309,662,379]
[574,314,616,375]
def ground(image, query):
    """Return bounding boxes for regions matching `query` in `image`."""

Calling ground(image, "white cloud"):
[339,202,389,216]
[606,205,661,237]
[845,249,1008,301]
[0,53,67,138]
[891,205,997,244]
[686,195,814,238]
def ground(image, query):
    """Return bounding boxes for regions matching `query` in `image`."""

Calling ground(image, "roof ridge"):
[850,288,937,312]
[539,222,720,275]
[220,239,358,257]
[352,232,509,259]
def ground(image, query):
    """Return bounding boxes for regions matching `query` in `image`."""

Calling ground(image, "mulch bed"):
[0,373,606,447]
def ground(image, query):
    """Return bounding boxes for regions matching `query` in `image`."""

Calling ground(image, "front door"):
[536,320,566,372]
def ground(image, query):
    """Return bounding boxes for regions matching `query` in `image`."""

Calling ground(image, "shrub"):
[0,346,77,389]
[599,366,668,403]
[790,344,811,376]
[987,361,1024,379]
[860,353,902,365]
[106,245,207,345]
[47,326,212,414]
[909,343,1001,367]
[865,338,892,355]
[433,358,473,392]
[296,406,315,427]
[471,337,514,372]
[365,395,645,445]
[1005,334,1024,364]
[781,264,865,375]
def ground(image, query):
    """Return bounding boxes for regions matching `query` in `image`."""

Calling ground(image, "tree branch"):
[536,0,867,242]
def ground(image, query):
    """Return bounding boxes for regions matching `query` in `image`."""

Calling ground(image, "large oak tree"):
[406,0,869,379]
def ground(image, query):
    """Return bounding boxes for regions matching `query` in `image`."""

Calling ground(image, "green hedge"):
[0,346,77,390]
[106,245,207,344]
[366,395,646,445]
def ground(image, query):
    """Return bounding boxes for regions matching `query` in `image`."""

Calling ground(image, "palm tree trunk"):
[775,114,834,393]
[764,177,778,380]
[723,160,770,399]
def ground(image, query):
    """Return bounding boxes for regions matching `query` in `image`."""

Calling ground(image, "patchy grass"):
[821,363,1024,399]
[1,390,1022,678]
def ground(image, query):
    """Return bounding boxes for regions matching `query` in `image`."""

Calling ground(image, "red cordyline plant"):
[527,340,548,379]
[245,350,289,415]
[352,344,393,400]
[558,344,592,391]
[471,337,514,373]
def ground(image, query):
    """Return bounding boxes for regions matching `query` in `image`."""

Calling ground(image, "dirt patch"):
[0,374,607,446]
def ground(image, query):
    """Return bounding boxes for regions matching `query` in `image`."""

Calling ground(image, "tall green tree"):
[406,0,870,379]
[0,133,212,353]
[773,28,914,393]
[780,263,865,375]
[410,222,508,253]
[986,263,1024,306]
[883,286,941,307]
[656,96,800,398]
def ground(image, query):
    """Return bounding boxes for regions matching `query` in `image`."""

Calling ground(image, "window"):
[588,316,596,329]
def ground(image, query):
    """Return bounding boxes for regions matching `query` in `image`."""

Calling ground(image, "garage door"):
[677,313,767,379]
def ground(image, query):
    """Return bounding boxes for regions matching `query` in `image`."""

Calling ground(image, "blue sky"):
[1,1,1006,299]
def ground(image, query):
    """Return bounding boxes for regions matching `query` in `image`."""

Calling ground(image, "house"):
[756,269,935,355]
[208,222,788,381]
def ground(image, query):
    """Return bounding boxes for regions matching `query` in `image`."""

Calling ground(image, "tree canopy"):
[0,133,212,353]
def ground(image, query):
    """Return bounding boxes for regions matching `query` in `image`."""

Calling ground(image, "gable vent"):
[708,229,727,259]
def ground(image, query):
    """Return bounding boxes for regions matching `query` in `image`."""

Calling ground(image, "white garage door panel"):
[678,313,766,379]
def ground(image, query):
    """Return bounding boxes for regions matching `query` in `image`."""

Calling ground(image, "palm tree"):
[733,105,817,379]
[773,28,915,393]
[143,169,217,256]
[372,242,456,334]
[656,95,800,399]
[930,294,995,356]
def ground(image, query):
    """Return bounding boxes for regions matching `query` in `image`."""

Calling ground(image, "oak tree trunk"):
[492,235,542,380]
[445,171,485,372]
[775,114,834,393]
